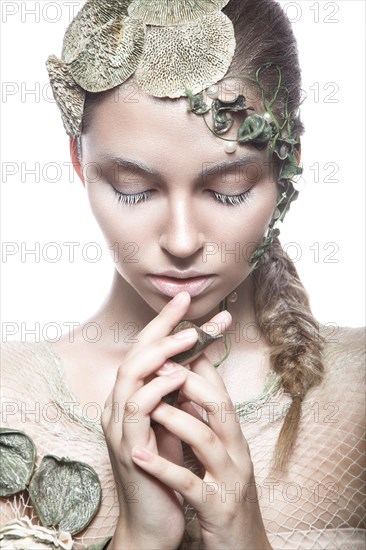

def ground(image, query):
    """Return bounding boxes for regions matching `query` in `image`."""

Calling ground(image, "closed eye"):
[113,189,152,205]
[209,189,252,206]
[113,188,253,206]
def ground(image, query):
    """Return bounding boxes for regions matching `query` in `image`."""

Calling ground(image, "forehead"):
[82,82,269,174]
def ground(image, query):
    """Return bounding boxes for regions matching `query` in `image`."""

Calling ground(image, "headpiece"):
[46,0,302,267]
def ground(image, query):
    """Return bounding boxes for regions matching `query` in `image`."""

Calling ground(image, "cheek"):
[210,184,277,269]
[213,184,277,241]
[86,184,145,243]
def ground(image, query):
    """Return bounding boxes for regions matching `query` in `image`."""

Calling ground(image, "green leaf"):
[0,428,36,497]
[85,536,113,550]
[237,114,272,145]
[279,151,302,182]
[28,455,101,535]
[186,90,209,115]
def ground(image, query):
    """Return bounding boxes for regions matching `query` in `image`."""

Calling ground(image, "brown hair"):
[222,0,325,470]
[79,0,325,470]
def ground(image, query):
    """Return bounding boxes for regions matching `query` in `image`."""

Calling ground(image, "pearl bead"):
[206,84,219,98]
[228,291,238,303]
[263,112,272,123]
[274,208,281,219]
[224,141,237,154]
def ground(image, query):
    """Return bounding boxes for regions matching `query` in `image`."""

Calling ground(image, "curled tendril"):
[211,95,249,134]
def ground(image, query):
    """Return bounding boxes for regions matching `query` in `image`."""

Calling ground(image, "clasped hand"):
[101,291,271,549]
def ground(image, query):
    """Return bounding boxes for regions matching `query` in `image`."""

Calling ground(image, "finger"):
[121,370,188,442]
[150,402,230,479]
[130,448,203,510]
[111,329,198,407]
[130,291,192,352]
[178,400,206,423]
[153,372,248,470]
[179,370,245,453]
[154,426,185,468]
[199,309,232,338]
[189,352,228,392]
[159,366,242,448]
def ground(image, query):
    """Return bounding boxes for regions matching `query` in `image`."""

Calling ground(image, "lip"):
[147,274,215,298]
[153,269,212,279]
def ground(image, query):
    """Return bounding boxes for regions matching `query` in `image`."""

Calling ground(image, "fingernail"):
[171,291,189,306]
[131,446,152,462]
[173,328,197,340]
[156,360,177,374]
[214,310,231,324]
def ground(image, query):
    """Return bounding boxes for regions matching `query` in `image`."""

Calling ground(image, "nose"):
[158,195,206,259]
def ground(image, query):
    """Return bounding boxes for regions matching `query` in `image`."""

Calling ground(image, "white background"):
[1,1,365,342]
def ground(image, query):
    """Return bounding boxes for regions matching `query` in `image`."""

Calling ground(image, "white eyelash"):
[211,190,252,206]
[113,188,252,206]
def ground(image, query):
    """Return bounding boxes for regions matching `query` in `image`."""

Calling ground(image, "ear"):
[70,137,85,186]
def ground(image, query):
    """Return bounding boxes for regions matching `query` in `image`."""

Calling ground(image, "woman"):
[1,0,365,549]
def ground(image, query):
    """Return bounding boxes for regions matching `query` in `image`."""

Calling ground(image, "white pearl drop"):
[263,112,272,123]
[224,141,237,154]
[228,291,238,303]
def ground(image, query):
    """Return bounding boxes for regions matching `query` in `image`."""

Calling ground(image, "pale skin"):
[52,84,281,548]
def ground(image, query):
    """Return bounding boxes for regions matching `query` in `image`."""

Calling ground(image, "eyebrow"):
[99,152,266,180]
[100,154,158,176]
[199,154,266,179]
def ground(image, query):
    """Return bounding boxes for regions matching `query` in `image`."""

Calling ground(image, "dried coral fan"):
[135,12,235,97]
[46,0,236,136]
[128,0,230,25]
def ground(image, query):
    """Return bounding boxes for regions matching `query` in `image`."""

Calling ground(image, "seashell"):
[170,320,223,364]
[0,517,73,549]
[68,17,145,93]
[0,428,36,497]
[128,0,230,26]
[28,455,101,535]
[62,0,130,64]
[135,11,236,98]
[46,55,85,138]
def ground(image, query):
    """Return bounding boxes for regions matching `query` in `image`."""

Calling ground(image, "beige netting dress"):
[1,327,365,549]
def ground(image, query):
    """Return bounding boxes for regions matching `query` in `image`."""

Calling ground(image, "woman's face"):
[79,85,278,319]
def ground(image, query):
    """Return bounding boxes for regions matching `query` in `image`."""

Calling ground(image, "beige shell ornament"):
[128,0,230,25]
[0,518,73,549]
[46,56,85,138]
